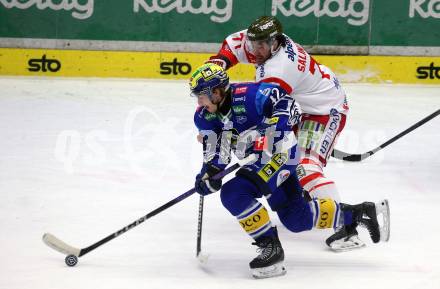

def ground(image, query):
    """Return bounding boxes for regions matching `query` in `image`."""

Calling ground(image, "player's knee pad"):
[220,176,259,216]
[266,174,304,211]
[276,196,314,233]
[296,158,340,201]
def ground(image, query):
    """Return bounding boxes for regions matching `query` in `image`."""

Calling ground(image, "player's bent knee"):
[220,182,237,213]
[220,177,257,216]
[277,205,314,233]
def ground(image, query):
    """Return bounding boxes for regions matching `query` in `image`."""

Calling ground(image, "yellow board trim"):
[0,48,254,80]
[1,48,439,84]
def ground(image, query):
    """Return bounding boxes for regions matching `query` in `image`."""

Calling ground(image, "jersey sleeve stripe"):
[213,41,239,68]
[259,77,293,94]
[272,112,290,117]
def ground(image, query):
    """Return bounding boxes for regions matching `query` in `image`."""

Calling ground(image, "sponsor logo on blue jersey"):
[204,112,217,121]
[235,86,248,94]
[236,115,247,124]
[233,105,246,114]
[233,96,246,102]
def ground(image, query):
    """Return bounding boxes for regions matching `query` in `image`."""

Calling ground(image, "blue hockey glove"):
[195,163,223,196]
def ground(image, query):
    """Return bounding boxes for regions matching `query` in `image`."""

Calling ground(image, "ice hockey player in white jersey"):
[206,16,360,252]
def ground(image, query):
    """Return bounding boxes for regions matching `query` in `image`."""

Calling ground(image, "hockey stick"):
[332,109,440,162]
[43,156,254,259]
[196,195,209,263]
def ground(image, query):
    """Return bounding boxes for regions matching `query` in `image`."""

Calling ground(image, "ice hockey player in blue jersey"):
[189,63,391,279]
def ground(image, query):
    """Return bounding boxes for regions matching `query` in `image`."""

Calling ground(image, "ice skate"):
[327,199,390,249]
[372,199,391,242]
[249,228,286,279]
[326,225,366,252]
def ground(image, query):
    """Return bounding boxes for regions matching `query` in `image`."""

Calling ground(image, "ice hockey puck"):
[65,254,78,267]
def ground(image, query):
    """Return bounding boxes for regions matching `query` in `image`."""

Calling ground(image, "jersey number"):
[232,33,245,50]
[309,57,330,79]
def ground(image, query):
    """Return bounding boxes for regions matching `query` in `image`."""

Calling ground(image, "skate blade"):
[251,262,286,279]
[375,199,390,242]
[329,236,366,252]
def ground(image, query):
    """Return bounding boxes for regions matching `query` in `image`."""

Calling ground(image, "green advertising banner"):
[0,0,439,53]
[372,0,440,46]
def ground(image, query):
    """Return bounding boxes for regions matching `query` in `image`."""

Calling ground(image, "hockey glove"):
[195,163,223,196]
[205,58,227,70]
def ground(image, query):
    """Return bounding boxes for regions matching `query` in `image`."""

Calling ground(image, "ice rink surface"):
[0,77,439,289]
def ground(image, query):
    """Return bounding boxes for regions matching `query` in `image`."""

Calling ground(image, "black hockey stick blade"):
[332,149,369,162]
[332,109,440,162]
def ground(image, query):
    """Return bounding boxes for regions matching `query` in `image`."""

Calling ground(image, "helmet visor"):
[247,37,274,55]
[190,88,212,99]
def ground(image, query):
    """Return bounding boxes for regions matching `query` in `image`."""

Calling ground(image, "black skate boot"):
[249,227,286,279]
[325,224,365,252]
[326,200,390,250]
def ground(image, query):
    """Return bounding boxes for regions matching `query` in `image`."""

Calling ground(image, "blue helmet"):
[189,63,229,99]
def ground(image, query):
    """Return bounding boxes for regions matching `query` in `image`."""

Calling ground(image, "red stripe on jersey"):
[232,33,245,48]
[309,181,335,193]
[212,41,239,67]
[300,158,320,166]
[299,172,323,187]
[260,77,293,94]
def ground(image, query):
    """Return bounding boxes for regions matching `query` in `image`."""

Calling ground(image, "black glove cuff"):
[205,163,223,177]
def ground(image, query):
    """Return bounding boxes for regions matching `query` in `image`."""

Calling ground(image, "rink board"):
[1,48,439,84]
